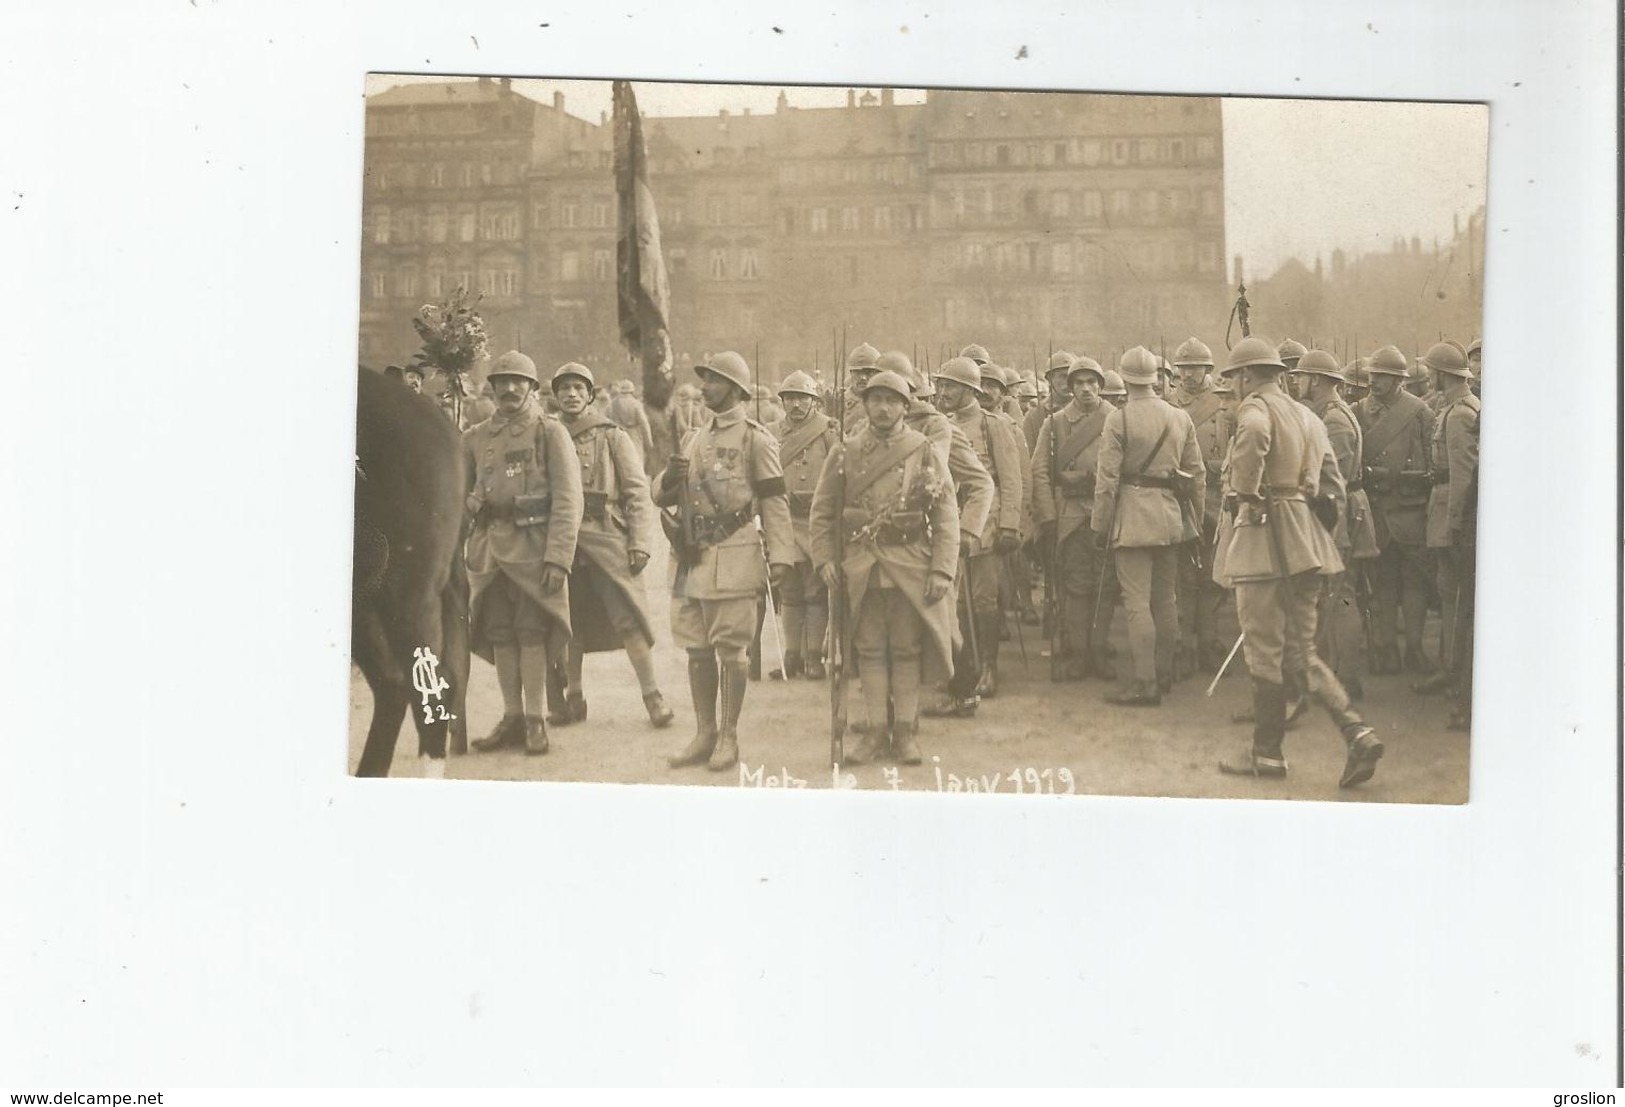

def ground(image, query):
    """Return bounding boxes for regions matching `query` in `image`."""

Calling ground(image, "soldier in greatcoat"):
[766,369,840,679]
[464,351,584,756]
[654,352,796,772]
[1031,356,1117,680]
[1213,338,1383,788]
[1412,342,1481,731]
[1357,345,1437,674]
[836,343,881,427]
[546,363,673,731]
[1166,336,1231,674]
[925,356,1026,714]
[1092,347,1205,706]
[1023,351,1076,452]
[810,370,960,765]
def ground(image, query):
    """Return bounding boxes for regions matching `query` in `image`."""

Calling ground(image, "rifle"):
[1045,402,1064,680]
[829,326,848,768]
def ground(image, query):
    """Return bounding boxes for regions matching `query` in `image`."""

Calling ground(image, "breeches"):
[672,595,758,654]
[853,585,923,661]
[478,573,550,647]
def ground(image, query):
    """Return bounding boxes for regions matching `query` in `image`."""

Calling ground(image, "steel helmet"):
[979,362,1010,390]
[696,350,753,394]
[550,361,596,391]
[933,356,986,395]
[1367,345,1409,377]
[1068,355,1105,386]
[1047,349,1076,376]
[1421,341,1472,377]
[1014,376,1039,398]
[1119,345,1161,386]
[1277,338,1308,365]
[863,370,912,401]
[1224,336,1285,375]
[1466,337,1482,358]
[845,342,881,371]
[1293,349,1346,382]
[1172,336,1214,367]
[612,378,636,395]
[489,350,541,385]
[1100,369,1127,397]
[959,343,991,366]
[1345,358,1371,388]
[778,369,821,398]
[876,350,915,378]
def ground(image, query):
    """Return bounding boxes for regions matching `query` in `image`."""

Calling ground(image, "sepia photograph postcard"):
[350,75,1488,804]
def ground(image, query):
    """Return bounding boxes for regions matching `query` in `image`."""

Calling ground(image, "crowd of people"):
[384,332,1481,790]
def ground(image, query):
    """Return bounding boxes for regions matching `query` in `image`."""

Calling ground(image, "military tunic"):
[1357,387,1435,664]
[463,399,584,662]
[1031,398,1119,668]
[653,403,796,651]
[1426,388,1481,683]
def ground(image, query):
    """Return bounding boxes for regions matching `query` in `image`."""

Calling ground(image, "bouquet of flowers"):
[410,285,489,416]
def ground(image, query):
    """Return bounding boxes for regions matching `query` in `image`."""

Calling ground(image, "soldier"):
[978,361,1037,628]
[1412,342,1480,728]
[1466,337,1482,399]
[464,351,585,757]
[1297,350,1380,700]
[925,356,1025,714]
[606,377,655,472]
[1358,345,1436,675]
[1101,368,1128,408]
[543,363,674,730]
[1277,338,1307,401]
[1091,347,1205,706]
[810,370,960,765]
[1342,358,1371,405]
[402,364,427,394]
[1151,355,1173,400]
[1014,375,1040,416]
[1031,355,1118,680]
[838,343,881,427]
[1166,337,1230,673]
[767,369,840,679]
[654,351,796,772]
[1214,338,1384,787]
[1024,351,1076,452]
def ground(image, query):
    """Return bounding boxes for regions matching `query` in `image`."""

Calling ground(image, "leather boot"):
[1411,670,1453,695]
[522,715,549,756]
[769,651,804,681]
[1339,723,1384,788]
[845,725,886,765]
[668,654,719,768]
[709,658,747,771]
[643,690,675,728]
[544,662,572,725]
[892,720,923,765]
[975,614,1000,697]
[1284,670,1310,726]
[471,715,525,753]
[922,693,978,718]
[1105,681,1162,708]
[1220,680,1288,777]
[803,652,827,680]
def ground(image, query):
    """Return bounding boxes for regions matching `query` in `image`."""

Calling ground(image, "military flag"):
[612,80,674,408]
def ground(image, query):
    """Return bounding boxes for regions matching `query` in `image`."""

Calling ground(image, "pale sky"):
[368,75,1488,277]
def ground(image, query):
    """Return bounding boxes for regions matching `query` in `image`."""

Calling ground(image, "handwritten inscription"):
[411,646,457,725]
[736,759,1075,793]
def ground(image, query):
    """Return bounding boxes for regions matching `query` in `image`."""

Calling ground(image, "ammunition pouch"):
[476,496,551,528]
[581,489,610,523]
[1311,494,1340,533]
[1431,471,1451,486]
[843,507,927,546]
[787,490,814,520]
[690,506,755,550]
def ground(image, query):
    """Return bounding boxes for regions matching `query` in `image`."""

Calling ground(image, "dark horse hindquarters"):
[352,368,470,776]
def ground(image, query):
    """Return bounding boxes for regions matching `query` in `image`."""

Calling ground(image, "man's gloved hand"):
[661,456,690,493]
[541,565,568,595]
[1092,529,1109,553]
[769,562,790,589]
[628,549,650,576]
[996,528,1021,554]
[924,571,951,605]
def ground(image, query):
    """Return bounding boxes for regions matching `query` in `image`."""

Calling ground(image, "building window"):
[372,207,391,244]
[810,208,829,234]
[1111,190,1131,217]
[1054,142,1068,164]
[1111,139,1129,165]
[593,201,609,228]
[840,207,859,232]
[370,272,387,298]
[397,270,417,298]
[458,212,476,242]
[1083,191,1103,219]
[1169,139,1186,164]
[429,270,445,297]
[708,248,728,280]
[1140,191,1159,218]
[740,248,760,280]
[480,163,493,186]
[708,196,724,224]
[428,209,448,243]
[461,164,476,188]
[1197,136,1217,160]
[562,202,578,228]
[533,204,548,230]
[1052,242,1072,274]
[429,164,445,188]
[593,250,612,280]
[560,251,580,281]
[499,269,517,296]
[996,144,1011,166]
[779,164,799,184]
[1139,138,1158,163]
[741,195,761,223]
[1082,140,1101,166]
[873,206,892,232]
[1051,191,1070,219]
[668,248,687,275]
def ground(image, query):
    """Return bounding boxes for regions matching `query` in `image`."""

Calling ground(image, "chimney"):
[477,76,492,88]
[1233,255,1244,286]
[553,90,565,112]
[860,90,877,107]
[720,108,729,120]
[498,77,511,94]
[776,90,789,113]
[742,107,750,116]
[600,110,607,126]
[881,88,894,107]
[847,89,856,108]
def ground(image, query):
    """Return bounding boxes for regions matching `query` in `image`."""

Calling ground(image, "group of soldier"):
[397,328,1480,790]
